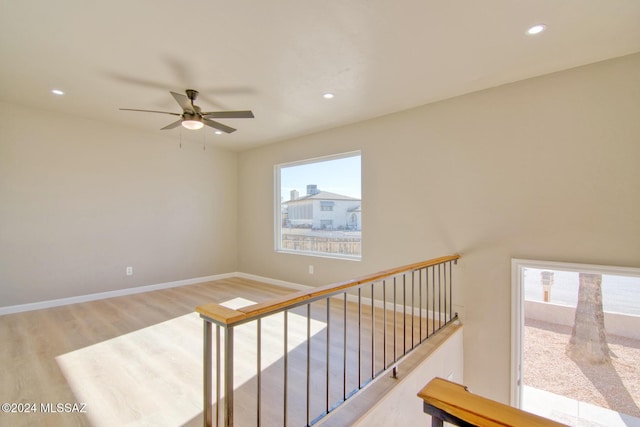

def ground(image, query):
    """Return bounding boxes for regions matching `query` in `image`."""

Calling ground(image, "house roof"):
[1,2,639,151]
[285,191,360,204]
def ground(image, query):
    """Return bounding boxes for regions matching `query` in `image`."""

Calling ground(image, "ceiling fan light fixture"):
[182,118,204,130]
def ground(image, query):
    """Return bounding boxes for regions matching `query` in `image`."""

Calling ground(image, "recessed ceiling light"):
[527,24,546,35]
[323,93,335,99]
[215,131,223,135]
[51,89,65,95]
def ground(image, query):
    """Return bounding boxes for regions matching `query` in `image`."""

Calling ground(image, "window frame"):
[274,151,362,261]
[510,258,640,408]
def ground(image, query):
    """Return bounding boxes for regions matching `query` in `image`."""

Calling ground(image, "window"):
[275,152,361,260]
[320,201,334,211]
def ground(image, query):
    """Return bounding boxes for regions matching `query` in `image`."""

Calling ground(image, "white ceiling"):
[1,1,639,150]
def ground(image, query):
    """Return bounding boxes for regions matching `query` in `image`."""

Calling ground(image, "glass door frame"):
[510,258,640,408]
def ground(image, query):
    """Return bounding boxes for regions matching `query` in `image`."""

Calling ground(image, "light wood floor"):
[0,277,453,427]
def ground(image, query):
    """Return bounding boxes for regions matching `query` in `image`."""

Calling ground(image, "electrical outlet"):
[126,266,133,276]
[309,265,314,275]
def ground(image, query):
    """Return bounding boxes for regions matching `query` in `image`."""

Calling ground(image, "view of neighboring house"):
[283,185,361,231]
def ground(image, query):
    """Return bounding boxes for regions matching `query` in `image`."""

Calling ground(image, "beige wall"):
[0,102,238,306]
[351,328,464,427]
[237,53,640,402]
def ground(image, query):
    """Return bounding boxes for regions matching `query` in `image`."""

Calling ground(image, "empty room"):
[1,2,639,426]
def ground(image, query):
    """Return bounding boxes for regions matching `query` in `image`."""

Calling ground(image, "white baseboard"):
[235,273,449,321]
[1,272,457,319]
[0,273,235,316]
[234,272,314,292]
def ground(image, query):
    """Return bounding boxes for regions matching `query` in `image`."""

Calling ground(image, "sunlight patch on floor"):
[523,386,640,427]
[56,298,326,427]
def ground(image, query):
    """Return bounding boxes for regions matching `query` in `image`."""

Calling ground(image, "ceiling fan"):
[120,89,254,133]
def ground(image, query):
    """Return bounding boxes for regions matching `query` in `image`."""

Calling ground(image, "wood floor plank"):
[0,277,452,427]
[0,279,292,427]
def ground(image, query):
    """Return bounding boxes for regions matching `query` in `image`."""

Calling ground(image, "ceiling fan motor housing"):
[185,89,199,102]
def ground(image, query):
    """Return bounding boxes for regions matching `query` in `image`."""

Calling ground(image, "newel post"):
[196,303,245,427]
[203,321,213,427]
[223,326,234,426]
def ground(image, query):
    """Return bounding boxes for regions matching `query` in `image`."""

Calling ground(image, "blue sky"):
[280,154,361,201]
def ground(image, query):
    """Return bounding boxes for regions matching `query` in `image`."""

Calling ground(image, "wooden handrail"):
[196,254,460,326]
[198,255,461,427]
[418,378,567,427]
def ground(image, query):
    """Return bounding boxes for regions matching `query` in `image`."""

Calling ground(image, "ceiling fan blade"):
[203,118,236,134]
[161,119,183,130]
[170,91,194,112]
[108,72,173,91]
[201,110,255,119]
[120,108,180,116]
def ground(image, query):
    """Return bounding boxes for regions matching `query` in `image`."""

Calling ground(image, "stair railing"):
[197,254,460,427]
[418,377,568,426]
